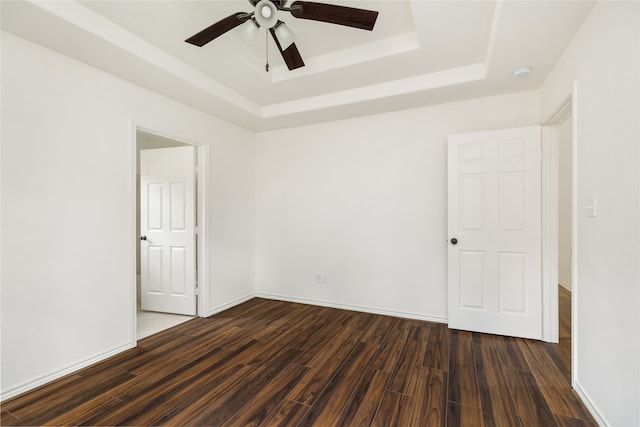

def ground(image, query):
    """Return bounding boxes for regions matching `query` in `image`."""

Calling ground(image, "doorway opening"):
[556,114,573,364]
[542,84,577,385]
[134,128,208,341]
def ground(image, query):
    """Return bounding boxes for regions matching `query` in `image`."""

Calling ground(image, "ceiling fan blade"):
[185,12,250,47]
[290,1,378,31]
[270,26,305,70]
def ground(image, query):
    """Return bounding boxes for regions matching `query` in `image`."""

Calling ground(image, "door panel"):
[498,251,525,312]
[140,146,196,316]
[147,184,163,230]
[448,126,541,339]
[170,183,186,230]
[147,246,163,293]
[170,246,186,294]
[459,250,485,309]
[460,174,483,230]
[499,172,525,230]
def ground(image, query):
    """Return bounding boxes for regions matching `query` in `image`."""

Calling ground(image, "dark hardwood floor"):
[558,285,572,366]
[2,292,592,426]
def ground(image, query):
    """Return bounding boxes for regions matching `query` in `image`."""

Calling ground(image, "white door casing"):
[140,147,196,316]
[447,126,542,339]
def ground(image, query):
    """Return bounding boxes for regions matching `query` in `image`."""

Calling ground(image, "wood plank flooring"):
[2,293,593,426]
[558,286,572,365]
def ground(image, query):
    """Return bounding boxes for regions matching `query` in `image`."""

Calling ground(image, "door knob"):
[140,235,147,241]
[450,238,458,245]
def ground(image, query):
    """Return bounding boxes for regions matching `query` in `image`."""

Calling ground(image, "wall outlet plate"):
[585,195,597,217]
[314,273,329,284]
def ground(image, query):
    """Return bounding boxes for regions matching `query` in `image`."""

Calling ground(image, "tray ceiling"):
[1,0,595,131]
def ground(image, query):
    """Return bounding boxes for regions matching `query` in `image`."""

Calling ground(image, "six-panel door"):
[140,146,196,316]
[448,126,542,339]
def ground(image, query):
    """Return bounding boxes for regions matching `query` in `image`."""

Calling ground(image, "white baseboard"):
[255,292,447,324]
[558,280,572,292]
[573,380,609,426]
[0,342,133,402]
[2,294,446,402]
[206,293,255,317]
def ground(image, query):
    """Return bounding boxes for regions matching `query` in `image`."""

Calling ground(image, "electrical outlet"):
[585,195,597,217]
[314,273,329,285]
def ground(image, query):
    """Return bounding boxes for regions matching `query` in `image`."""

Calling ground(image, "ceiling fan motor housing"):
[255,0,279,28]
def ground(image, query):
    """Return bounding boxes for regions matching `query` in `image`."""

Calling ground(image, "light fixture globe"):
[254,0,278,29]
[239,17,260,43]
[274,21,297,49]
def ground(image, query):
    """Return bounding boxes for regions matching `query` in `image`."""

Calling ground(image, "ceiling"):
[1,0,595,131]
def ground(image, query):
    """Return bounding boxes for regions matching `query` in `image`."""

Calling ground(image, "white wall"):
[540,2,640,425]
[255,91,540,321]
[0,32,255,399]
[558,116,572,290]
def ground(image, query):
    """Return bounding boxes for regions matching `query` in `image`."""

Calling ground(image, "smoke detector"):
[512,66,532,79]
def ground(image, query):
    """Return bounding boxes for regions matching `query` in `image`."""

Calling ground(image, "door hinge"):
[195,226,199,235]
[195,281,199,295]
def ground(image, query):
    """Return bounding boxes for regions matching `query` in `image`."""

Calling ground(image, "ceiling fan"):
[185,0,379,71]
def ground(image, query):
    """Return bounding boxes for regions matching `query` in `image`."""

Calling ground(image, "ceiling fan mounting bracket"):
[251,0,286,8]
[280,5,303,13]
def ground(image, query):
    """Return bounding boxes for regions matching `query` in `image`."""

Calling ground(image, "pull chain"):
[265,29,270,72]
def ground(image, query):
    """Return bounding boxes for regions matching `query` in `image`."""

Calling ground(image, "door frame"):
[130,121,210,345]
[541,82,578,386]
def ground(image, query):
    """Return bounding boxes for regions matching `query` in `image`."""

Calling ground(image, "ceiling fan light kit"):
[239,17,261,42]
[185,0,379,72]
[273,21,297,50]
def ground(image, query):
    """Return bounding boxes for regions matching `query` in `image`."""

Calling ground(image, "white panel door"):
[448,126,541,339]
[140,146,196,315]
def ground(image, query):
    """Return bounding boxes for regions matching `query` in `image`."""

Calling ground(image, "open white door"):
[448,126,542,339]
[140,146,196,316]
